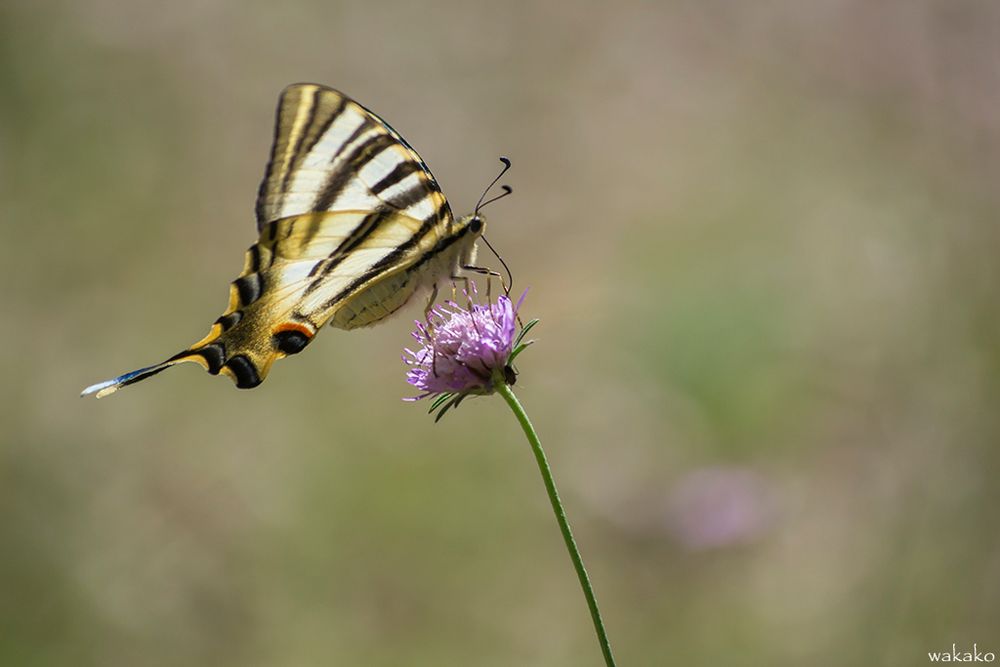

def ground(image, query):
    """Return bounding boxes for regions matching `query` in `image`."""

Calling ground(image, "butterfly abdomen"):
[331,270,415,329]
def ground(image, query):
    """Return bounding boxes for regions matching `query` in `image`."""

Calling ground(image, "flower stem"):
[494,380,617,667]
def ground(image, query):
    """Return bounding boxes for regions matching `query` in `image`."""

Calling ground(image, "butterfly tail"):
[79,353,205,399]
[80,331,280,399]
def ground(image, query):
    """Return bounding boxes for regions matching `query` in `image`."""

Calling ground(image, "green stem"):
[494,379,617,667]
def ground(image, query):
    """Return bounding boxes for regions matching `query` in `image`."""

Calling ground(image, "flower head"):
[403,285,533,417]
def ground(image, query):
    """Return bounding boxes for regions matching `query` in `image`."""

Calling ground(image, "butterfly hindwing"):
[180,207,445,388]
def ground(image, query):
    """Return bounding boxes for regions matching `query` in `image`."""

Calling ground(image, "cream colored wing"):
[256,83,453,228]
[83,84,465,397]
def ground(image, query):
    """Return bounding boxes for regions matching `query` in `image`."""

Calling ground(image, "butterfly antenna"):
[476,185,512,212]
[482,234,514,297]
[475,156,512,215]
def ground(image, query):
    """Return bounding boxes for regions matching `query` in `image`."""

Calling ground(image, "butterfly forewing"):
[256,83,452,226]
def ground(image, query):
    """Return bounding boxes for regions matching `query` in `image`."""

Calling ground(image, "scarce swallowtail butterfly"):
[82,83,506,398]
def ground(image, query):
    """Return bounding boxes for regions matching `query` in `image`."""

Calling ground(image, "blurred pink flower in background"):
[666,467,775,550]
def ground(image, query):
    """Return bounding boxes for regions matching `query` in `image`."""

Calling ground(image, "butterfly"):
[82,83,508,398]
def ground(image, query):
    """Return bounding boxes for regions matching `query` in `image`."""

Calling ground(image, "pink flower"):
[403,286,528,403]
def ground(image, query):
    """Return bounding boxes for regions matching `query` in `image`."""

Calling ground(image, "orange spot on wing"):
[274,322,314,338]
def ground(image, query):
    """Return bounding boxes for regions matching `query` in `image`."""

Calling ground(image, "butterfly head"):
[461,213,486,237]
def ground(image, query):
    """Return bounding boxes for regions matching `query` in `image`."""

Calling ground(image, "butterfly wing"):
[83,84,457,397]
[256,83,453,227]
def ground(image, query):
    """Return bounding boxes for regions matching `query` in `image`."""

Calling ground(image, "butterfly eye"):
[468,217,483,234]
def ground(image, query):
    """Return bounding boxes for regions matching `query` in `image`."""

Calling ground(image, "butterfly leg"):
[421,284,446,341]
[448,271,483,335]
[449,273,475,310]
[462,265,506,297]
[461,265,521,327]
[424,283,439,321]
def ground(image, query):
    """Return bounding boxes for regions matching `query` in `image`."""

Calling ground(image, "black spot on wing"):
[248,244,262,271]
[216,311,242,331]
[235,273,263,306]
[191,342,226,375]
[273,330,311,355]
[226,355,262,389]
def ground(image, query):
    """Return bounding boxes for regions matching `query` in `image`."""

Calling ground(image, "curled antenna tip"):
[475,157,514,214]
[476,185,513,211]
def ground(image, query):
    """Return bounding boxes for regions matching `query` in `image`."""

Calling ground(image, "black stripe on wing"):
[311,132,397,211]
[253,83,454,228]
[316,208,461,313]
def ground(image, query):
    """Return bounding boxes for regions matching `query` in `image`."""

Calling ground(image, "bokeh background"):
[3,1,999,665]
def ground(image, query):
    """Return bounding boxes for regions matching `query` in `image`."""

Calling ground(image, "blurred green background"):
[2,1,999,665]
